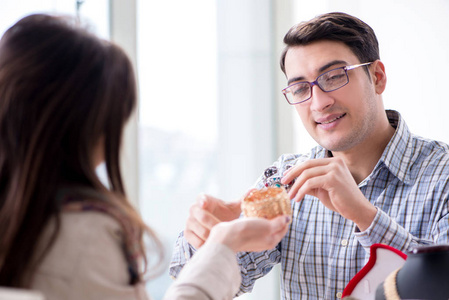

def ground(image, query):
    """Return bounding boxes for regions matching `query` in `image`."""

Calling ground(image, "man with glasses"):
[170,12,449,299]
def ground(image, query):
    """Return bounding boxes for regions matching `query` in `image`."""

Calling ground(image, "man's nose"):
[309,85,334,112]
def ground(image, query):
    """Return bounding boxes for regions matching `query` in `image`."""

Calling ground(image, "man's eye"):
[323,73,345,82]
[328,74,345,81]
[292,85,309,96]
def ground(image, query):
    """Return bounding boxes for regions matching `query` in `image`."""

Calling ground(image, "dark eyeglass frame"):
[281,62,373,105]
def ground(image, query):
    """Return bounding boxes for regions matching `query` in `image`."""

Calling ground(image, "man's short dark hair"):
[280,12,380,74]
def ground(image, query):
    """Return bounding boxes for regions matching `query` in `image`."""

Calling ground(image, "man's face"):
[284,40,382,152]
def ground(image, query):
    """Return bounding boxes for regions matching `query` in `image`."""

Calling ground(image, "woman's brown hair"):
[0,14,163,287]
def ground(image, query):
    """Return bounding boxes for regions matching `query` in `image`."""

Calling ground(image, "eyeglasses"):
[281,62,373,105]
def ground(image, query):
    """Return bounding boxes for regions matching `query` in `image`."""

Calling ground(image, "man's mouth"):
[316,113,346,124]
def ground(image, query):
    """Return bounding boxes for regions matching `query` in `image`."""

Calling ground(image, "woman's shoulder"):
[34,211,126,279]
[31,211,148,300]
[58,211,124,243]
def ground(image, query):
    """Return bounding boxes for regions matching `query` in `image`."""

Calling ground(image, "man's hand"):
[184,194,242,248]
[281,157,377,231]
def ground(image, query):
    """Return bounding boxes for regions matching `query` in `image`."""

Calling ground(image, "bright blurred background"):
[2,1,449,299]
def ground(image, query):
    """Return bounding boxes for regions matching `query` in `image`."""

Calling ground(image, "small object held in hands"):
[241,187,292,223]
[262,165,295,190]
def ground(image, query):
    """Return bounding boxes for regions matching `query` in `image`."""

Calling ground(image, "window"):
[136,1,218,297]
[0,1,108,38]
[136,1,279,298]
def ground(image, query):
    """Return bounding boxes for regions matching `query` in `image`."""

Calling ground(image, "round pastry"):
[241,187,292,222]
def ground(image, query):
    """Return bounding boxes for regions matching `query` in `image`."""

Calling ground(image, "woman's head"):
[0,14,145,286]
[0,13,136,189]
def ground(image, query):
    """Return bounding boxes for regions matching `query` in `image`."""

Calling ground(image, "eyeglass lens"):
[286,68,349,104]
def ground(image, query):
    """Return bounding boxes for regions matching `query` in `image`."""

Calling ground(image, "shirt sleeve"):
[235,247,281,296]
[164,242,241,300]
[433,200,449,244]
[169,231,197,279]
[354,208,443,252]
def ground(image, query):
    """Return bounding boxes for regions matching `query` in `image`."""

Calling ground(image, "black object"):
[376,244,449,300]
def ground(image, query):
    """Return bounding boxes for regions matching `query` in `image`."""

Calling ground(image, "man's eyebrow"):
[287,60,348,85]
[318,60,347,72]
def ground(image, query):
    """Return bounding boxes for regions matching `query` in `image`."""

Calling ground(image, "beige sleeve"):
[31,212,150,300]
[164,242,241,300]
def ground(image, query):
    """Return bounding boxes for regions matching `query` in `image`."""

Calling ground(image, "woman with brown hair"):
[0,14,290,300]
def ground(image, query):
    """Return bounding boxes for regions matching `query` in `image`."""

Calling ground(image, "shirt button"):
[184,251,189,259]
[336,292,342,298]
[341,239,348,246]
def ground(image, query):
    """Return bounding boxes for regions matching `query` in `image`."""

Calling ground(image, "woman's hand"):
[208,215,291,253]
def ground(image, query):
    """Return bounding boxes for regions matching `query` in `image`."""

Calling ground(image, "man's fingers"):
[198,193,223,212]
[189,201,220,229]
[228,199,243,214]
[281,158,332,185]
[287,165,329,200]
[293,175,329,203]
[186,215,212,240]
[184,201,222,248]
[281,166,299,184]
[198,193,242,221]
[184,228,205,249]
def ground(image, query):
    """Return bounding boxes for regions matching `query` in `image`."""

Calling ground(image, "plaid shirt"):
[169,110,449,299]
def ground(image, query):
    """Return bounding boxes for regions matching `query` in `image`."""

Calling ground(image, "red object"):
[342,244,407,299]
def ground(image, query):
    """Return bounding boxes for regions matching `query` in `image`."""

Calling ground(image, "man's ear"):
[372,60,387,94]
